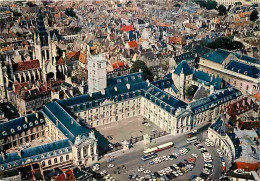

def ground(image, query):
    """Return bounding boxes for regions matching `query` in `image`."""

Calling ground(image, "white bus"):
[186,136,198,144]
[157,142,174,152]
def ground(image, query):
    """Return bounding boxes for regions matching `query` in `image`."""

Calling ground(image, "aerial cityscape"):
[0,0,259,180]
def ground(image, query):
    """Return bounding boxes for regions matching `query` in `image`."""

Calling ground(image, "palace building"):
[0,65,242,172]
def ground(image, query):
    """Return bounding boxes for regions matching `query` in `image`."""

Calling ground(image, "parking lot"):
[96,116,163,144]
[95,123,228,180]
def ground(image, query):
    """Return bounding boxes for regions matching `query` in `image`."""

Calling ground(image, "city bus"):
[142,148,157,161]
[157,142,174,152]
[186,136,198,144]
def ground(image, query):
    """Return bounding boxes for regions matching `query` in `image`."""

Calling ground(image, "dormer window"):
[35,120,38,124]
[17,126,21,131]
[23,124,27,129]
[41,154,44,159]
[10,129,15,133]
[29,122,33,127]
[40,119,44,123]
[1,166,4,170]
[2,131,7,136]
[59,150,63,154]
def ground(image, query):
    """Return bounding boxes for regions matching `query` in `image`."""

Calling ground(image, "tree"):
[207,37,243,50]
[185,85,198,99]
[65,8,77,19]
[175,3,181,8]
[235,2,242,6]
[206,1,218,10]
[250,10,259,22]
[130,60,153,81]
[218,5,227,15]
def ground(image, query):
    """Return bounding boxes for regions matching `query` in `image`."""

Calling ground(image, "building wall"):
[40,152,73,171]
[74,96,192,136]
[215,0,260,5]
[199,63,259,94]
[208,127,235,165]
[0,124,45,151]
[44,116,67,142]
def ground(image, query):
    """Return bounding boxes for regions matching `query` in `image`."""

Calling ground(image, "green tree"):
[218,5,227,15]
[207,37,243,50]
[130,60,153,81]
[250,10,259,22]
[235,2,242,5]
[175,3,181,8]
[65,8,77,18]
[206,1,218,10]
[185,85,198,99]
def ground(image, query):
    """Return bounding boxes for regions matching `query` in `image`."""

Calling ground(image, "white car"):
[191,153,198,158]
[172,171,178,176]
[144,170,151,174]
[191,129,197,133]
[138,168,144,172]
[107,164,115,168]
[100,170,107,175]
[177,170,183,176]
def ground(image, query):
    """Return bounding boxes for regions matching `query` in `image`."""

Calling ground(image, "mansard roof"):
[0,139,71,169]
[190,87,242,114]
[107,72,144,87]
[202,49,230,64]
[42,102,91,142]
[226,60,260,79]
[0,112,45,140]
[193,70,224,89]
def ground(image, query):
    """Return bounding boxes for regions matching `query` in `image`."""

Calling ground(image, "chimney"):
[146,79,150,86]
[242,98,246,107]
[101,89,105,95]
[25,116,28,123]
[17,150,22,157]
[1,151,6,160]
[114,86,118,91]
[56,119,59,126]
[89,92,92,97]
[126,84,130,90]
[35,112,39,119]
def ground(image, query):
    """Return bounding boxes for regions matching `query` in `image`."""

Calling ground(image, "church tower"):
[88,54,107,94]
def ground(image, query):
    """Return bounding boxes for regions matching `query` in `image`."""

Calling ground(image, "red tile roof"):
[57,57,65,65]
[66,51,80,60]
[13,59,40,72]
[79,52,87,64]
[121,25,135,32]
[128,41,138,49]
[112,61,129,69]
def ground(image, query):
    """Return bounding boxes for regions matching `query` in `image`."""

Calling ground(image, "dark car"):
[177,162,185,168]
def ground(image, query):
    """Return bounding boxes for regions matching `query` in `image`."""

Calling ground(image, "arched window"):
[54,158,57,164]
[66,155,69,160]
[60,156,63,162]
[42,161,45,167]
[48,160,52,165]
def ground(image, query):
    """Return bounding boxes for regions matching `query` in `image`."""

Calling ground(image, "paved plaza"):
[95,116,163,143]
